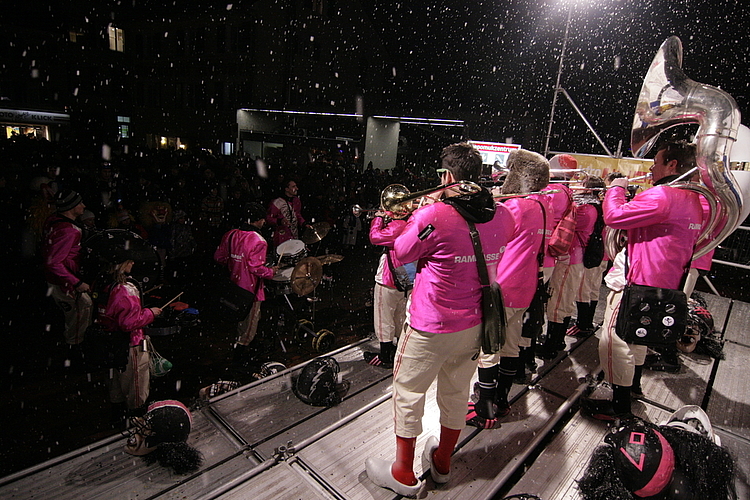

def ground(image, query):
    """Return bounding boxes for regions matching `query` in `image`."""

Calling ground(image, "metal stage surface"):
[1,289,748,500]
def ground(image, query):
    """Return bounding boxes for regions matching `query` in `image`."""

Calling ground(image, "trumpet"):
[549,168,589,184]
[494,189,560,199]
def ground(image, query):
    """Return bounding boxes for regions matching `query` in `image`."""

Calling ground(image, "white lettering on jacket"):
[688,223,702,230]
[454,246,506,263]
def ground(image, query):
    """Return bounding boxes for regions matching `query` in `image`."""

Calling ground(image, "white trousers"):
[598,290,647,387]
[392,323,481,437]
[373,283,409,344]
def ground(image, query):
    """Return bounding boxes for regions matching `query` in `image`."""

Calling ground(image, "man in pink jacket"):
[364,215,413,369]
[595,141,703,419]
[539,155,597,359]
[365,142,515,497]
[215,203,278,370]
[266,179,307,248]
[469,149,551,428]
[43,189,93,347]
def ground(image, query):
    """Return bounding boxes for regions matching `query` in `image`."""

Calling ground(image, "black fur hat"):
[501,149,549,195]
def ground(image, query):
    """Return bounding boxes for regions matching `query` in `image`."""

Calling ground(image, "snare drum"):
[276,239,307,267]
[269,267,294,295]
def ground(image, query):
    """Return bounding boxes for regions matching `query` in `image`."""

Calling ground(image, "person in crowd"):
[363,211,414,369]
[468,149,551,428]
[266,179,307,248]
[593,140,703,419]
[365,142,515,497]
[214,202,279,372]
[42,189,93,350]
[538,155,597,359]
[95,245,162,417]
[566,175,607,338]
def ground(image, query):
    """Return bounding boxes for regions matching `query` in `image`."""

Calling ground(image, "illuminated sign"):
[470,141,522,167]
[0,109,70,125]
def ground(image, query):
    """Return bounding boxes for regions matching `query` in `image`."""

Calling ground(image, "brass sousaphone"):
[609,36,745,259]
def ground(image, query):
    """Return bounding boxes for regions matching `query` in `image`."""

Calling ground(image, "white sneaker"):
[365,457,423,498]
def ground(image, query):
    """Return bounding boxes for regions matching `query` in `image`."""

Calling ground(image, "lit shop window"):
[108,26,124,52]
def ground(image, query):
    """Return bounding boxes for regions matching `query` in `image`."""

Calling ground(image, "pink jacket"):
[542,184,574,267]
[214,228,275,301]
[569,203,598,265]
[266,196,306,247]
[99,281,154,347]
[603,185,703,289]
[42,214,84,293]
[394,201,515,334]
[496,195,551,308]
[369,216,408,289]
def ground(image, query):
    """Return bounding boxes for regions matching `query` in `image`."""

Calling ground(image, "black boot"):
[495,357,518,416]
[364,341,394,368]
[538,321,566,360]
[569,302,596,336]
[467,365,500,429]
[631,365,644,396]
[612,384,633,416]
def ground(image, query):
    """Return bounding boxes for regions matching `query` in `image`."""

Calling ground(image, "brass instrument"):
[549,169,589,184]
[380,181,483,219]
[494,189,559,199]
[618,36,744,260]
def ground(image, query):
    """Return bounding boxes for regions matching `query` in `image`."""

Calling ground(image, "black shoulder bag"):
[522,198,552,339]
[466,221,506,354]
[615,248,688,346]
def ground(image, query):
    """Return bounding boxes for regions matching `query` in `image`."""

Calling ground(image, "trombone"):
[351,181,483,220]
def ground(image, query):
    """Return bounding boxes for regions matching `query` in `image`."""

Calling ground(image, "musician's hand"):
[150,307,163,317]
[75,282,91,293]
[271,265,281,273]
[610,177,629,189]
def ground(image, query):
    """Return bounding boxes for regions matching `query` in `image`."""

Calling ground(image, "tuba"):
[607,36,744,259]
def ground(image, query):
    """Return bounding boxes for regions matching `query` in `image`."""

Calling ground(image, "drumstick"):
[161,292,183,309]
[144,284,163,294]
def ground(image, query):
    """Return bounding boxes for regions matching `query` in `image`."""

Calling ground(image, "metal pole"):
[544,4,572,157]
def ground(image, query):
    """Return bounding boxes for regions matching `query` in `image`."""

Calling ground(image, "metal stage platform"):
[1,289,748,499]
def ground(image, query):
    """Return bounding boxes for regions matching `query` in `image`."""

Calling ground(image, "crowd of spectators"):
[1,134,436,277]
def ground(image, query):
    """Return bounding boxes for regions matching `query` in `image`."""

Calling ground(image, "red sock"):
[433,426,461,475]
[392,435,417,486]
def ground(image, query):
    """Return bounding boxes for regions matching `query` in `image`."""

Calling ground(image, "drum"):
[276,239,307,268]
[269,267,294,296]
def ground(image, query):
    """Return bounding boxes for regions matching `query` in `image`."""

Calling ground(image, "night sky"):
[4,0,750,155]
[362,0,750,154]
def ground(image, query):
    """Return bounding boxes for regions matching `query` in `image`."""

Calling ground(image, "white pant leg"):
[393,323,481,437]
[49,283,92,345]
[598,290,647,387]
[374,283,408,343]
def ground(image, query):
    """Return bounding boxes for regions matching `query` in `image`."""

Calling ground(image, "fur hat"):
[501,149,550,195]
[55,189,83,212]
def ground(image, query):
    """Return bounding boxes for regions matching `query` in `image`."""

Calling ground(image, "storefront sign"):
[0,109,70,125]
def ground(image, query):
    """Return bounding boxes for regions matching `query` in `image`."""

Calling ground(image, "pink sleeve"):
[108,285,155,332]
[369,217,407,247]
[603,186,669,229]
[44,226,80,287]
[214,231,231,264]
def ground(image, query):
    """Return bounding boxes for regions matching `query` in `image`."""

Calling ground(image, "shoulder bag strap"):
[466,221,490,287]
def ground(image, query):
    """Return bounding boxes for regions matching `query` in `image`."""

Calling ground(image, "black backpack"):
[293,357,347,407]
[583,203,605,269]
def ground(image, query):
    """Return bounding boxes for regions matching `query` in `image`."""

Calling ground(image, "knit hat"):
[549,154,578,171]
[55,189,83,212]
